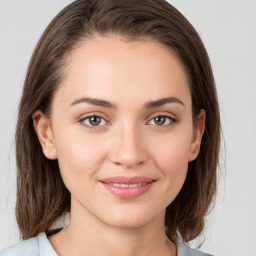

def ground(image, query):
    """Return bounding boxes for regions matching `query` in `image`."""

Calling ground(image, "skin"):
[33,35,205,256]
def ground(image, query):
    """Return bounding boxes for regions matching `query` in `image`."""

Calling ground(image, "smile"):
[100,176,156,199]
[106,182,148,188]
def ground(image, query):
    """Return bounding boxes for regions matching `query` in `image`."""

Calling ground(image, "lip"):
[99,176,156,199]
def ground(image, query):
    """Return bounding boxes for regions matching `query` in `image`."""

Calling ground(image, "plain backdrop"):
[0,0,256,255]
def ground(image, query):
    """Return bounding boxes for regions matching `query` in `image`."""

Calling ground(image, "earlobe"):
[32,110,57,160]
[188,109,206,162]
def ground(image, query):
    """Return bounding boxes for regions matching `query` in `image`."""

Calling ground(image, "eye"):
[148,115,176,127]
[79,115,108,129]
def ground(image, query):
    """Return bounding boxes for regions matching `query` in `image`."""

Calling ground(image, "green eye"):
[87,116,102,126]
[154,116,168,125]
[148,115,175,126]
[80,116,107,128]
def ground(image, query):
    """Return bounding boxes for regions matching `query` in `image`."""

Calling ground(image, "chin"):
[106,218,150,230]
[99,207,162,230]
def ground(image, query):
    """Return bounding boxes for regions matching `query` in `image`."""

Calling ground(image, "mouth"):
[99,176,156,199]
[104,182,149,188]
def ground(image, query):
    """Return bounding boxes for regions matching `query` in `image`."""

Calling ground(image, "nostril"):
[109,133,147,168]
[112,159,144,168]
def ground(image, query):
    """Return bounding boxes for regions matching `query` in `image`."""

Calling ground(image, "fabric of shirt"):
[0,232,213,256]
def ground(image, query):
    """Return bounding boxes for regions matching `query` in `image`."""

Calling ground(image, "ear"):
[32,110,57,160]
[188,109,206,162]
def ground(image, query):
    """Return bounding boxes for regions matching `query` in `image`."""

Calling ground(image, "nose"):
[109,124,148,169]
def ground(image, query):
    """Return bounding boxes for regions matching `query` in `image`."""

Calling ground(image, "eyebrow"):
[70,97,117,109]
[69,96,185,109]
[144,97,185,108]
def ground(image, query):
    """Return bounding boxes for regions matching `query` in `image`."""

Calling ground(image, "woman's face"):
[34,35,205,229]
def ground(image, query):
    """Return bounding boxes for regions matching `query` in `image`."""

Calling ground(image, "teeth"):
[109,182,147,188]
[128,183,140,188]
[120,183,129,188]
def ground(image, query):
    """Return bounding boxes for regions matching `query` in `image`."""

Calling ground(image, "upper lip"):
[100,176,156,184]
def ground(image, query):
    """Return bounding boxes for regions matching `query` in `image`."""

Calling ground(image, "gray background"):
[0,0,256,255]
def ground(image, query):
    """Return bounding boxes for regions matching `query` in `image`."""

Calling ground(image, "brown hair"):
[15,0,221,243]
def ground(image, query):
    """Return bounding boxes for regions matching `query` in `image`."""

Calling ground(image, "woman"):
[0,0,221,255]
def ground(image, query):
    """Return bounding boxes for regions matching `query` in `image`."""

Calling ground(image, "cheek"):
[53,127,109,190]
[149,129,192,196]
[151,129,191,170]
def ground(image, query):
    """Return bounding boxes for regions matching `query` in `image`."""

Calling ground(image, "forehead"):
[55,35,191,109]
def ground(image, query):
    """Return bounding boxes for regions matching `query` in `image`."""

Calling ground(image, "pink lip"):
[99,176,156,199]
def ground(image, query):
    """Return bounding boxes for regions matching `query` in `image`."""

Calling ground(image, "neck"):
[48,199,176,256]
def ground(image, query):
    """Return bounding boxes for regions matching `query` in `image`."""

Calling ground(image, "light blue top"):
[0,232,212,256]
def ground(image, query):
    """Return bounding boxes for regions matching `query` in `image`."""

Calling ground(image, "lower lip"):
[100,181,155,199]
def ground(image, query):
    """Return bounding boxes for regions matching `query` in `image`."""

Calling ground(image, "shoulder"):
[177,242,213,256]
[0,232,57,256]
[0,236,39,256]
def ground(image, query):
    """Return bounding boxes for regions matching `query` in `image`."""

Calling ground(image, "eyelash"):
[78,115,109,130]
[147,115,177,128]
[78,113,177,130]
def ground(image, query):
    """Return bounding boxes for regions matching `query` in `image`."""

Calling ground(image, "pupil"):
[155,116,166,125]
[89,116,101,126]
